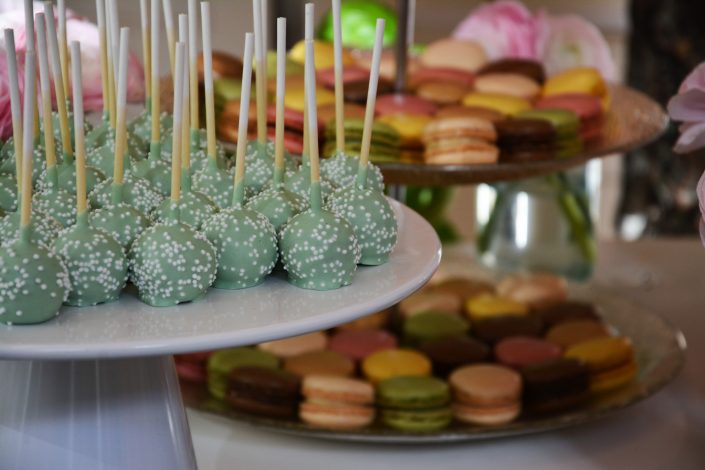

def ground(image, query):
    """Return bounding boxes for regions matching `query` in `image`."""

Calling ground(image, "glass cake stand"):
[0,200,441,470]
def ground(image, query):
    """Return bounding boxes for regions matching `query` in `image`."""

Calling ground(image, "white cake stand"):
[0,201,441,470]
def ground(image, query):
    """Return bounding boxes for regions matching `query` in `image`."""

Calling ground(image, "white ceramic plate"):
[0,201,440,360]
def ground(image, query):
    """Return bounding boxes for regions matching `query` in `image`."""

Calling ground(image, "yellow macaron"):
[288,39,355,71]
[362,348,431,384]
[284,86,336,112]
[542,67,610,109]
[461,93,531,116]
[377,113,431,147]
[564,336,634,373]
[464,294,529,322]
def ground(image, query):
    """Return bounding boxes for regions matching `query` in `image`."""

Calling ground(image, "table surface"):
[187,238,705,470]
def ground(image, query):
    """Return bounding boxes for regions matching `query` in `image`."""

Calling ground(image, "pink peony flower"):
[452,1,539,60]
[535,12,617,81]
[0,1,144,139]
[668,63,705,153]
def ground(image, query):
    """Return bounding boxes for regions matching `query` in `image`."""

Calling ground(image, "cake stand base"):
[0,357,196,470]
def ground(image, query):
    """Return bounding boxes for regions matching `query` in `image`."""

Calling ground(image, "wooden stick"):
[58,0,70,101]
[232,32,254,207]
[304,39,321,211]
[35,13,58,176]
[163,0,176,78]
[188,0,199,131]
[201,1,216,160]
[26,0,39,140]
[273,17,285,184]
[103,0,116,127]
[4,29,23,195]
[95,0,110,120]
[170,42,185,203]
[140,0,151,105]
[70,41,87,215]
[332,0,345,153]
[151,0,161,144]
[44,1,74,162]
[253,0,266,144]
[357,19,385,189]
[179,14,191,171]
[114,27,130,185]
[302,3,314,161]
[20,51,36,229]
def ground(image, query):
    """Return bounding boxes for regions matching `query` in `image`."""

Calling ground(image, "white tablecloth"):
[188,239,705,470]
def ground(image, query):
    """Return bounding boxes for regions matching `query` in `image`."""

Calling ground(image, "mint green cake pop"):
[32,186,76,228]
[132,142,172,196]
[128,110,172,148]
[245,186,306,232]
[321,151,384,192]
[0,208,62,248]
[87,134,136,176]
[192,160,233,209]
[90,202,150,250]
[281,158,335,201]
[0,175,16,213]
[90,172,163,215]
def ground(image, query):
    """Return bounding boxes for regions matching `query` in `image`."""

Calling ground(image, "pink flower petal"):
[673,121,705,154]
[679,62,705,93]
[667,88,705,122]
[697,170,705,217]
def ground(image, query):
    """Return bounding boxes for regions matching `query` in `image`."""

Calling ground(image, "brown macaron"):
[473,315,544,344]
[436,105,506,123]
[284,350,355,378]
[545,320,611,349]
[477,58,546,83]
[449,364,522,425]
[416,81,471,105]
[226,367,301,419]
[419,336,491,377]
[533,301,600,328]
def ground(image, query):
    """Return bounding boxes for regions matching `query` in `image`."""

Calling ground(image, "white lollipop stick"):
[170,42,185,203]
[332,0,345,153]
[4,29,23,192]
[253,0,267,144]
[179,14,191,171]
[357,19,385,188]
[44,1,73,160]
[107,0,119,87]
[24,0,34,52]
[151,0,161,144]
[201,1,216,159]
[20,51,36,229]
[188,0,199,131]
[274,17,285,182]
[58,0,69,100]
[162,0,176,77]
[302,3,314,160]
[140,0,151,105]
[70,41,87,216]
[35,13,58,172]
[304,39,321,211]
[232,32,254,206]
[114,27,130,185]
[96,0,110,120]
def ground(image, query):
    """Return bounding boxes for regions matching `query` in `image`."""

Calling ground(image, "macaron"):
[495,336,563,369]
[419,335,490,377]
[496,273,568,308]
[449,364,522,426]
[535,93,604,141]
[424,137,499,165]
[397,290,463,317]
[420,38,488,72]
[465,294,529,322]
[300,375,375,429]
[564,336,637,393]
[328,328,398,361]
[288,39,355,70]
[461,93,531,116]
[533,300,600,328]
[416,81,471,105]
[323,119,400,162]
[410,67,476,89]
[521,358,589,413]
[545,320,610,349]
[207,347,279,400]
[496,118,556,162]
[317,102,366,126]
[375,93,438,117]
[283,350,355,378]
[474,73,541,101]
[403,311,470,345]
[435,105,506,123]
[430,277,495,302]
[258,331,328,358]
[377,113,432,149]
[335,308,392,331]
[377,376,452,431]
[317,65,369,89]
[423,116,497,142]
[284,86,336,112]
[342,77,394,103]
[266,105,307,132]
[226,366,301,419]
[473,315,544,344]
[478,58,546,84]
[515,109,582,158]
[362,348,432,384]
[174,352,211,384]
[542,67,610,109]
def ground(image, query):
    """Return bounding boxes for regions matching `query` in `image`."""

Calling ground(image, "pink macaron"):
[535,93,603,141]
[494,336,563,369]
[328,329,398,361]
[317,65,370,89]
[410,67,476,89]
[375,93,438,117]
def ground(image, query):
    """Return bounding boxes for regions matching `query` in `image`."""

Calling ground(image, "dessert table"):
[188,238,705,470]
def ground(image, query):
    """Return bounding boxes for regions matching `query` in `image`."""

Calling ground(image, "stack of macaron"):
[421,115,499,165]
[177,271,638,431]
[322,119,400,163]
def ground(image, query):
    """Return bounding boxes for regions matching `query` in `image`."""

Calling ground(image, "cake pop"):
[84,0,113,150]
[327,18,397,265]
[246,18,307,231]
[152,14,217,230]
[32,13,76,228]
[43,2,105,195]
[0,51,70,325]
[127,0,155,145]
[0,175,15,213]
[53,40,127,307]
[320,152,384,192]
[192,2,234,208]
[279,39,359,290]
[130,41,217,307]
[131,0,171,197]
[202,32,278,289]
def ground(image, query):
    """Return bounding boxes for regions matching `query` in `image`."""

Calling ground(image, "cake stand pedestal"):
[0,201,440,470]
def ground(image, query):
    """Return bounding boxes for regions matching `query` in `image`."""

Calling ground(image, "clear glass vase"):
[475,173,596,281]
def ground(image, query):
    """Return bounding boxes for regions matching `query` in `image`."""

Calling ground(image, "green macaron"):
[377,376,451,409]
[403,311,470,345]
[381,407,453,432]
[207,347,280,400]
